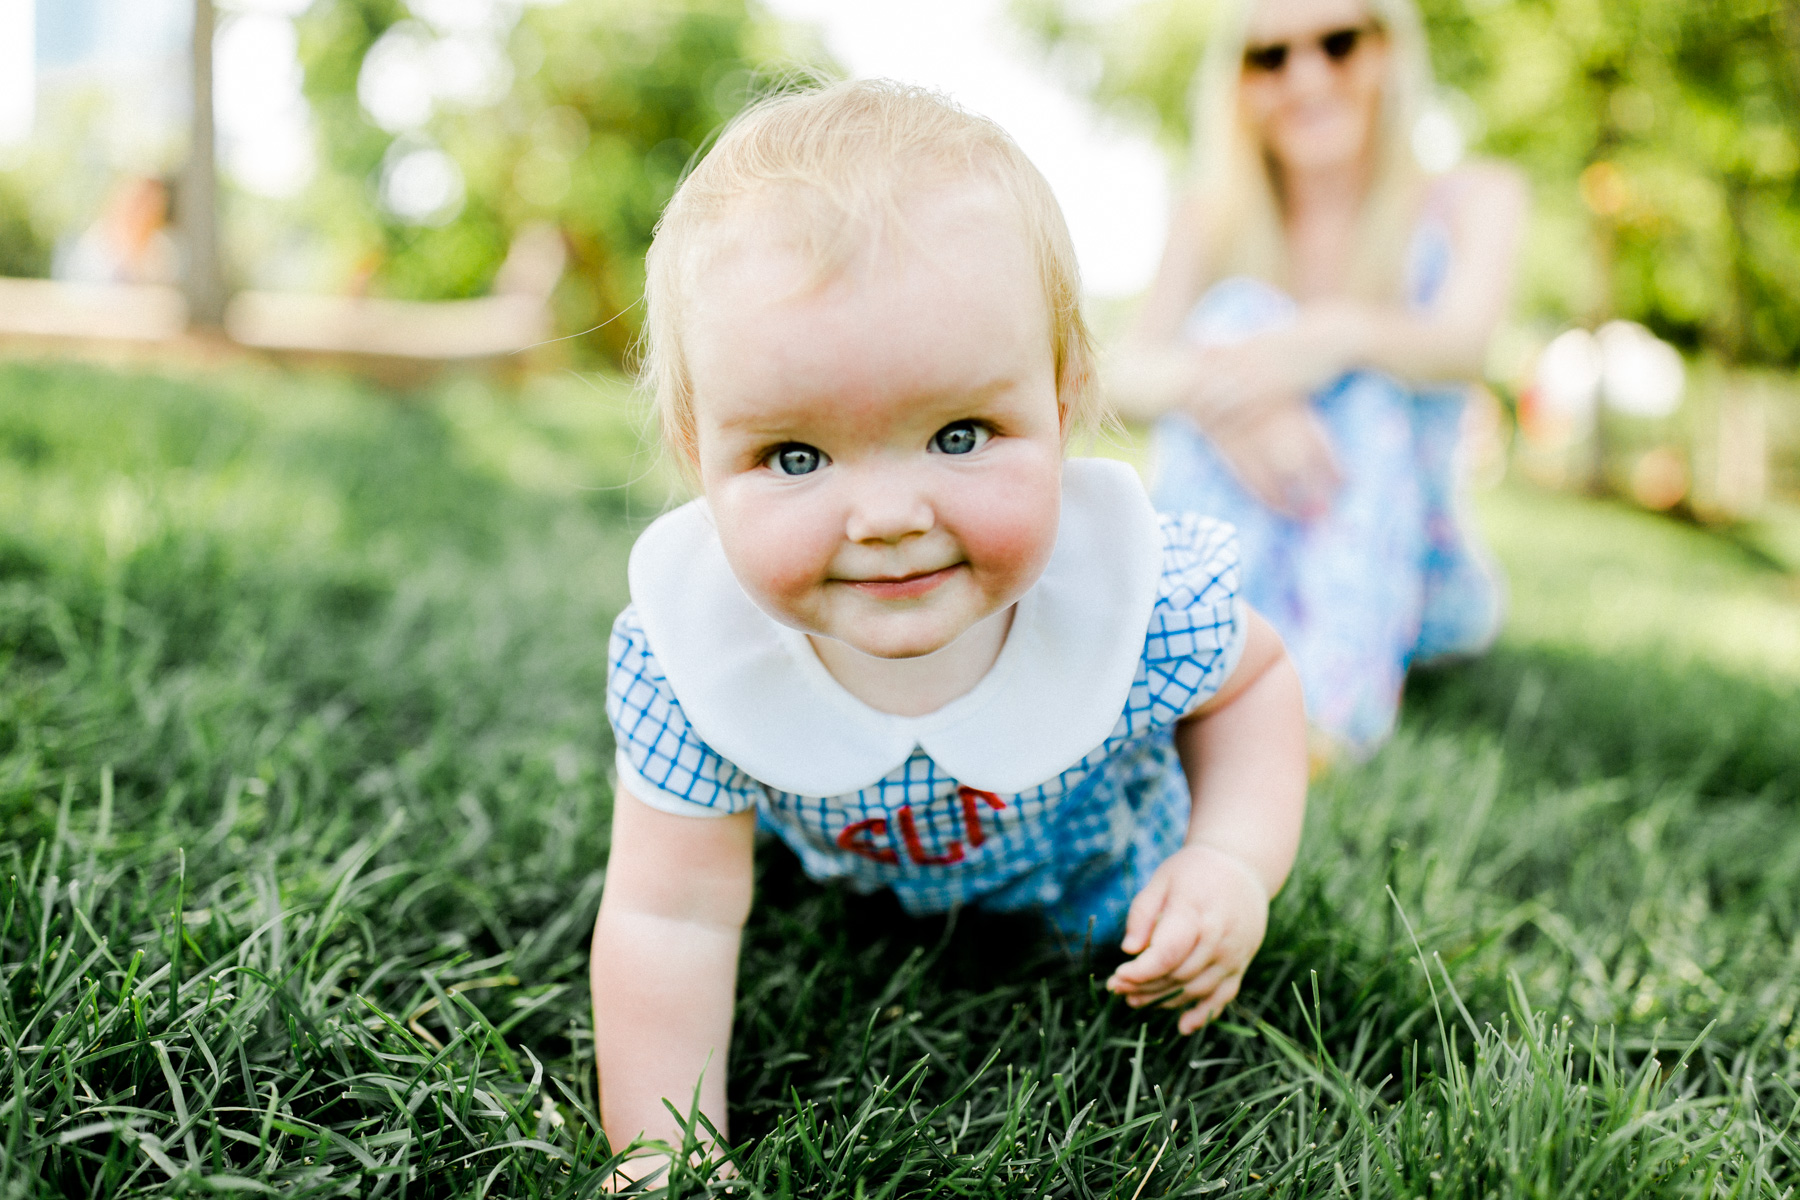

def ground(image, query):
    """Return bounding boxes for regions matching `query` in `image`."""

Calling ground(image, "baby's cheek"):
[967,522,1055,600]
[714,494,837,625]
[951,473,1060,599]
[743,547,825,617]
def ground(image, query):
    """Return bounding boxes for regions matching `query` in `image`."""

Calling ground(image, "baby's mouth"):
[840,564,961,601]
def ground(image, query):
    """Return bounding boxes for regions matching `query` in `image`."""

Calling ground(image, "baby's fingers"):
[1118,873,1170,958]
[1109,914,1202,993]
[1130,925,1223,1000]
[1156,955,1236,1011]
[1177,974,1243,1036]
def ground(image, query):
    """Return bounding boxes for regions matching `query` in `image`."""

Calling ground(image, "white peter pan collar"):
[627,457,1163,797]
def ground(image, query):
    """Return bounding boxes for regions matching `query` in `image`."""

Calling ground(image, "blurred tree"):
[292,0,503,307]
[0,177,52,278]
[1011,0,1215,153]
[1431,0,1800,368]
[1012,0,1800,369]
[294,0,829,362]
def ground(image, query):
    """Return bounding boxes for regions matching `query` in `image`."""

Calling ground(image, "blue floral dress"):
[1149,226,1501,753]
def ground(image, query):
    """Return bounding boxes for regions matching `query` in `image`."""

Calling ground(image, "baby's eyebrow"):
[931,376,1017,407]
[704,406,816,440]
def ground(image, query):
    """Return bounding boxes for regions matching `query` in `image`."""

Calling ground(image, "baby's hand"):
[1105,844,1269,1034]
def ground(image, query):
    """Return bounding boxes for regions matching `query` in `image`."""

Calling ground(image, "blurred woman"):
[1109,0,1526,755]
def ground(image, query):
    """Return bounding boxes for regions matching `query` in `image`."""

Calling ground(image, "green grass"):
[2,358,1798,1197]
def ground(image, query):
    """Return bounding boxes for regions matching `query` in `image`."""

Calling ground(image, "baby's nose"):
[843,467,935,544]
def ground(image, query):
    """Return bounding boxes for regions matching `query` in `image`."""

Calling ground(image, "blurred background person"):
[55,175,179,287]
[1106,0,1526,758]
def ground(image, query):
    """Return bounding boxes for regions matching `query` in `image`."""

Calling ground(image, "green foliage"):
[296,0,412,185]
[1415,0,1800,364]
[290,0,830,362]
[1012,0,1800,367]
[0,174,52,279]
[450,0,832,361]
[1012,0,1217,152]
[3,360,1800,1193]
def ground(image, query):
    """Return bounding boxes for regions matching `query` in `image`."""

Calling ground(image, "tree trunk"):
[183,0,226,330]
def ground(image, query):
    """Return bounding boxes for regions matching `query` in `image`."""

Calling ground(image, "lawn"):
[2,357,1798,1197]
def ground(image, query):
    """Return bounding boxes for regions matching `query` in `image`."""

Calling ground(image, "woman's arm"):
[1283,162,1530,390]
[1105,163,1529,423]
[1105,191,1224,422]
[591,788,756,1183]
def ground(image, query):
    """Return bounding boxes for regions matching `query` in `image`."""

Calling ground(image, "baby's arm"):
[591,787,755,1184]
[1106,610,1307,1032]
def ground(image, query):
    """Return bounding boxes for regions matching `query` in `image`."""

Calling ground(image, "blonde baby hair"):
[641,78,1097,467]
[1188,0,1436,303]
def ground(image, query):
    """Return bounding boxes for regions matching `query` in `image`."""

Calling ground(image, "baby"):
[591,80,1308,1180]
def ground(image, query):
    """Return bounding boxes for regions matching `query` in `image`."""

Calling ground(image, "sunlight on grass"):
[1479,484,1800,683]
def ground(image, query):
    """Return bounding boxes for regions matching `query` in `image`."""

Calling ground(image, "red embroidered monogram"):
[834,790,1007,866]
[834,817,900,865]
[958,788,1006,847]
[897,805,964,866]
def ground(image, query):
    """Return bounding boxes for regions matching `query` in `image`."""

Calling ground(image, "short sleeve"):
[606,606,763,818]
[1142,513,1248,722]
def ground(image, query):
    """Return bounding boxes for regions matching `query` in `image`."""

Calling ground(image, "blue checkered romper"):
[605,459,1247,942]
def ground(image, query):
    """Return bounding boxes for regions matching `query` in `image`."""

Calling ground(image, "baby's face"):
[682,181,1065,661]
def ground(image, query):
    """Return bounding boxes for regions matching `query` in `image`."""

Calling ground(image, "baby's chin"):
[809,624,969,662]
[745,599,948,660]
[800,606,998,662]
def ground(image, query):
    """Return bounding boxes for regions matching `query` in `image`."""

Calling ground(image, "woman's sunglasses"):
[1243,25,1378,74]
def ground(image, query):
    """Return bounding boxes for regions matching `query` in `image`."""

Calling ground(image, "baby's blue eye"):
[932,421,989,456]
[768,444,825,476]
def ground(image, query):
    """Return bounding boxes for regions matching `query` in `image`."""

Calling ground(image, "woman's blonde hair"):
[641,79,1097,467]
[1188,0,1436,301]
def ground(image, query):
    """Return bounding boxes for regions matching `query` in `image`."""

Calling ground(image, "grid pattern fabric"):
[605,512,1243,938]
